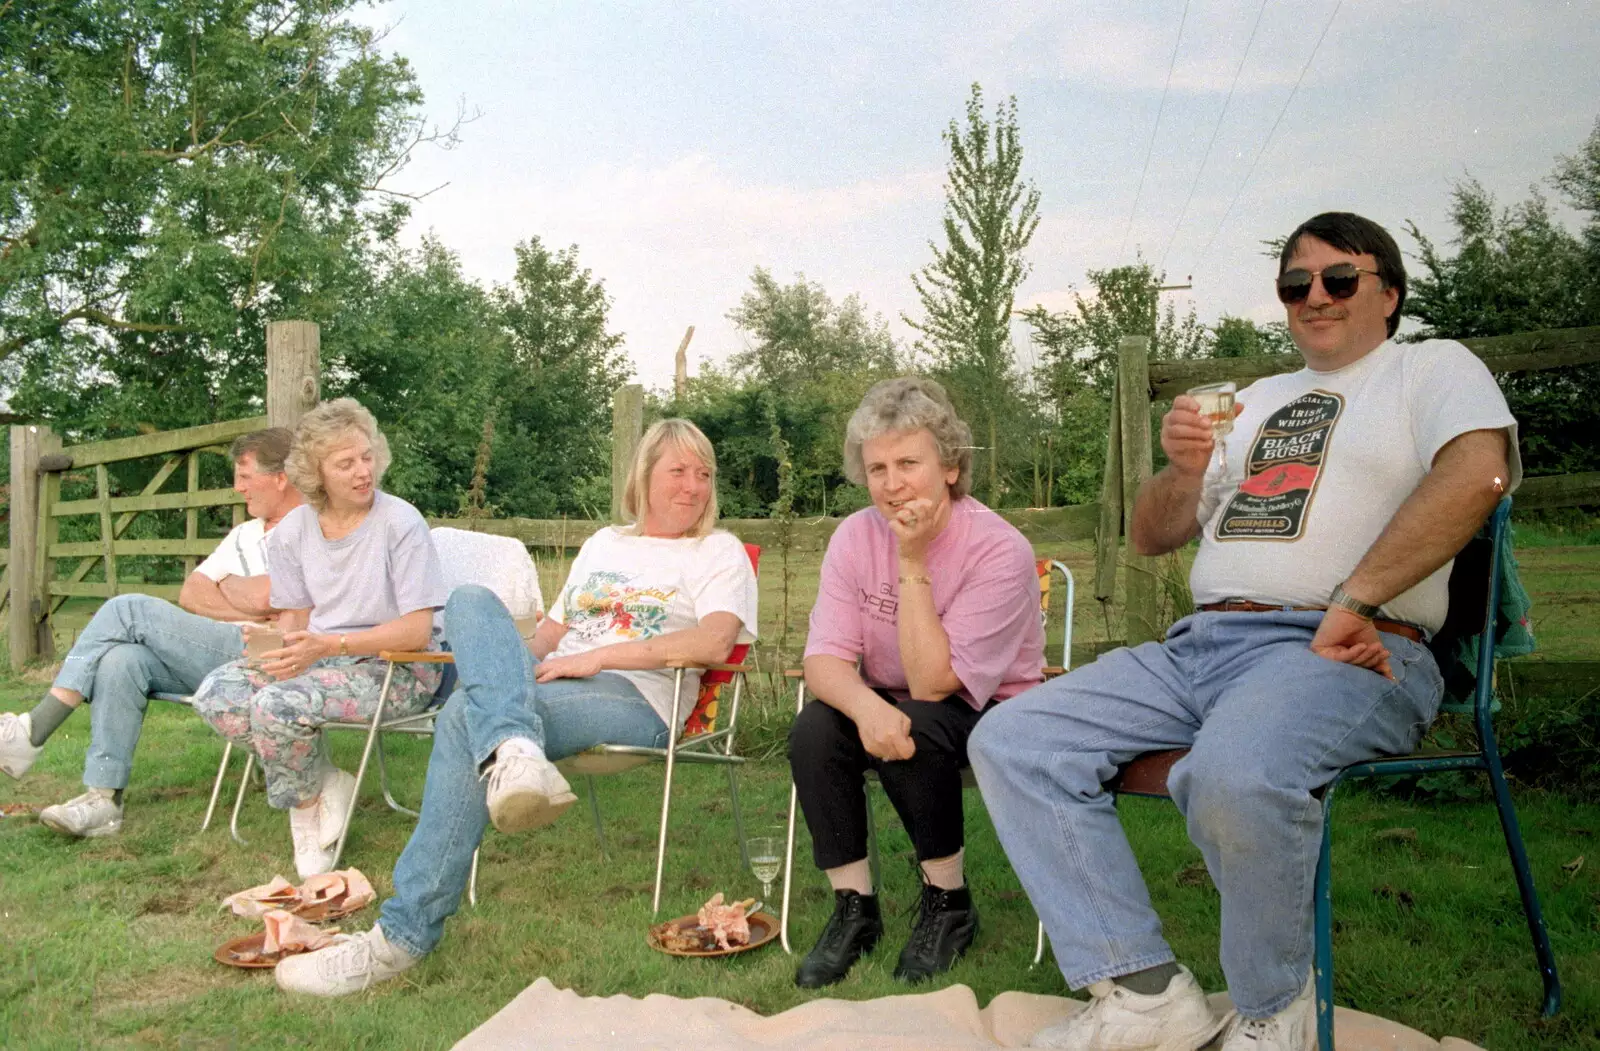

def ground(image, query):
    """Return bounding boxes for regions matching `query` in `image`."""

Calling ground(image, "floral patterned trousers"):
[192,656,442,809]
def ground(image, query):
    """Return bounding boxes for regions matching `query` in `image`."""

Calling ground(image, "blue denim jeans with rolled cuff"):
[968,610,1443,1019]
[377,584,668,959]
[52,593,245,791]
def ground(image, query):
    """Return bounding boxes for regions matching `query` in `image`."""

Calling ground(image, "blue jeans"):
[378,585,668,958]
[53,594,244,791]
[968,610,1443,1018]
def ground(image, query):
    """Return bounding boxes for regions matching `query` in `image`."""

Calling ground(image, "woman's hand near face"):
[887,497,942,561]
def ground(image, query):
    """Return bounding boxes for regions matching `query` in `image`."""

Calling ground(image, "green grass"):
[2,685,1598,1050]
[9,535,1599,1048]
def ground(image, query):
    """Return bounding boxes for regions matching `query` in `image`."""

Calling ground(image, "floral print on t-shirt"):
[563,571,676,642]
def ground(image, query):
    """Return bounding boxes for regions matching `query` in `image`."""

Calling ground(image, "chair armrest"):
[378,651,456,664]
[784,668,805,679]
[1042,666,1066,677]
[664,658,751,672]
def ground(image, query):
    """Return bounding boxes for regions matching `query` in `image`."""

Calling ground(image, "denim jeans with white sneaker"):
[969,610,1443,1018]
[377,585,668,958]
[53,594,244,790]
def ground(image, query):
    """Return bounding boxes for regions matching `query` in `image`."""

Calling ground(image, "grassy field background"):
[2,520,1596,1049]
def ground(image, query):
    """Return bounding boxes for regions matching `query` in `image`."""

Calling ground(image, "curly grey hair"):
[842,376,973,500]
[285,398,392,512]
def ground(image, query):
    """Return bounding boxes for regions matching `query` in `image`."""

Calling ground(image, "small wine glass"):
[745,830,783,904]
[1187,381,1237,473]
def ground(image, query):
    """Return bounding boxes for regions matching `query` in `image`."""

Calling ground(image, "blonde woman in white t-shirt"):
[276,418,759,997]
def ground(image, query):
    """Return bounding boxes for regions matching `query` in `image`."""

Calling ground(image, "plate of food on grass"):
[647,893,777,957]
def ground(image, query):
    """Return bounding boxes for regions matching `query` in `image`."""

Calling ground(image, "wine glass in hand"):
[1187,381,1237,472]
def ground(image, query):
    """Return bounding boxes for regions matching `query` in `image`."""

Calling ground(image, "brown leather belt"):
[1198,600,1423,643]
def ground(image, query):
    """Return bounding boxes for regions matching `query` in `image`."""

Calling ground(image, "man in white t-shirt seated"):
[970,212,1518,1051]
[0,427,304,838]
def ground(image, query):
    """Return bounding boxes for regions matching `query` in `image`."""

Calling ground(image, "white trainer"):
[1032,965,1231,1051]
[275,924,419,997]
[290,802,335,879]
[0,712,42,779]
[39,788,123,838]
[485,737,575,834]
[316,766,359,851]
[1220,973,1316,1051]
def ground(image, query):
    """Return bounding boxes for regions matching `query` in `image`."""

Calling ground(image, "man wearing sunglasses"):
[971,212,1517,1051]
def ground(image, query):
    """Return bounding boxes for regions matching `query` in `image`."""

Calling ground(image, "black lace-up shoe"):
[794,890,884,988]
[893,883,978,983]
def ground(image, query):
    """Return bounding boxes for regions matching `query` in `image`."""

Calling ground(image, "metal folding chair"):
[779,559,1075,967]
[1108,498,1560,1048]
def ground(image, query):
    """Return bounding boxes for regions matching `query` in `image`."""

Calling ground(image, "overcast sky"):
[360,0,1600,390]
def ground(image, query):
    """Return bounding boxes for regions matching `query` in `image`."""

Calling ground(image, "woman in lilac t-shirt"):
[789,376,1044,989]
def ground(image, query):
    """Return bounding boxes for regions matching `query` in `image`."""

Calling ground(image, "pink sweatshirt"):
[804,497,1045,711]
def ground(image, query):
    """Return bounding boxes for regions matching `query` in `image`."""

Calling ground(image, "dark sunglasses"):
[1276,263,1381,304]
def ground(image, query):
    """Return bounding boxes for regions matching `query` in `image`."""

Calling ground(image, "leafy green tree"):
[1211,315,1296,359]
[0,0,449,437]
[1023,261,1206,400]
[322,236,510,517]
[1406,120,1600,477]
[727,268,899,388]
[664,270,900,518]
[906,83,1041,504]
[1021,262,1205,504]
[487,237,633,517]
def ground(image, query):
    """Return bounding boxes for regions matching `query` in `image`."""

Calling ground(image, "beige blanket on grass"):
[454,979,1486,1050]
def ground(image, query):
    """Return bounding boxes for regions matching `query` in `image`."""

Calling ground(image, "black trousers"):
[788,690,985,871]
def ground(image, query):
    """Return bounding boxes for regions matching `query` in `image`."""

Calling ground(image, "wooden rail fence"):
[3,321,1595,690]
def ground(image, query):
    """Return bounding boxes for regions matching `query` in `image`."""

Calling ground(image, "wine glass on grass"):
[746,828,783,905]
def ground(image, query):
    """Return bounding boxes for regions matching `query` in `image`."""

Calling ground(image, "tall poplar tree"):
[905,83,1041,504]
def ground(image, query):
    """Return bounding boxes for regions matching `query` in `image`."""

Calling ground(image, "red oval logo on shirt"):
[1238,462,1319,497]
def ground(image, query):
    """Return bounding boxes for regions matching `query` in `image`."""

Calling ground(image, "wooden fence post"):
[1094,376,1124,605]
[266,321,321,429]
[10,425,42,667]
[1118,335,1159,645]
[610,384,645,524]
[10,424,59,667]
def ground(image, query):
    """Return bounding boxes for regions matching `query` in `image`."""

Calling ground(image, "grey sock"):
[1113,962,1182,996]
[27,696,74,746]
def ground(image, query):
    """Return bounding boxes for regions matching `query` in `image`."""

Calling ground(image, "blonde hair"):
[843,376,973,500]
[621,418,719,538]
[285,398,392,512]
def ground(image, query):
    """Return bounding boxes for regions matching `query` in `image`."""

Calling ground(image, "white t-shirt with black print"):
[1189,338,1519,635]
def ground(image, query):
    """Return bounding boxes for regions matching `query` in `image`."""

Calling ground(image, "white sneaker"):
[316,766,359,851]
[290,802,335,879]
[0,712,42,779]
[39,788,123,838]
[1033,965,1231,1051]
[275,924,419,997]
[485,737,575,834]
[1220,973,1316,1051]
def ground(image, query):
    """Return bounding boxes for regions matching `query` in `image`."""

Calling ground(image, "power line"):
[1158,0,1267,274]
[1118,0,1192,262]
[1196,0,1343,266]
